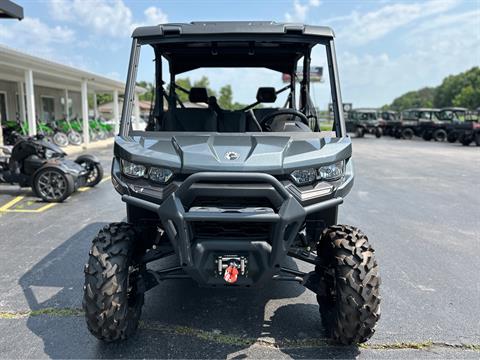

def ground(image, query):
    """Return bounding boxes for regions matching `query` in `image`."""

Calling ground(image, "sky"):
[1,0,479,108]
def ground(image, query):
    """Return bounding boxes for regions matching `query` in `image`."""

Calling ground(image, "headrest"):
[256,87,277,103]
[189,87,209,103]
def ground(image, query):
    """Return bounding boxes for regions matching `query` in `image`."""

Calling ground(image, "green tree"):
[389,87,435,111]
[434,67,480,108]
[218,85,233,109]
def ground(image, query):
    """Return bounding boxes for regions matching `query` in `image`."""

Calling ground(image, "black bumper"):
[122,172,342,286]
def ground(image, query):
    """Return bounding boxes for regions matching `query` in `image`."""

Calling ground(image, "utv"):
[380,111,400,137]
[397,108,441,140]
[440,107,480,145]
[82,22,381,345]
[345,108,383,138]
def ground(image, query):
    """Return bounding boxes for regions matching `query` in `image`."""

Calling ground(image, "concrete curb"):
[64,137,114,155]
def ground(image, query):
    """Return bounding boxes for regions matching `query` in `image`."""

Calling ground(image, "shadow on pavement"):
[19,223,359,359]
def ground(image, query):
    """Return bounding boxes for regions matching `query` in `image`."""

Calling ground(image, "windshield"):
[351,112,377,121]
[120,36,345,137]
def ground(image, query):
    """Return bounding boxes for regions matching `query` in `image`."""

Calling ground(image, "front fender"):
[75,154,100,164]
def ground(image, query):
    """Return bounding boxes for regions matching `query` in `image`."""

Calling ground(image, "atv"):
[0,133,103,202]
[82,22,381,345]
[346,108,383,138]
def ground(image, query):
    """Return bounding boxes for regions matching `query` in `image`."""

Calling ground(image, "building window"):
[41,96,55,122]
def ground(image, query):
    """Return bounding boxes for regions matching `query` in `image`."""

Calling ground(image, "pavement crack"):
[0,307,479,351]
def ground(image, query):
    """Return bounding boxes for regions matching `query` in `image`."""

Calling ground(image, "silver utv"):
[82,21,381,345]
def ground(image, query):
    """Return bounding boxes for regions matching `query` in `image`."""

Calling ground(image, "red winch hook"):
[223,263,239,283]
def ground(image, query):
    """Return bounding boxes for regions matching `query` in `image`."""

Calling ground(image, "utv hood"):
[114,133,351,175]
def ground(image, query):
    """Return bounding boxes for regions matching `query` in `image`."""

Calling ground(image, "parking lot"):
[0,137,478,359]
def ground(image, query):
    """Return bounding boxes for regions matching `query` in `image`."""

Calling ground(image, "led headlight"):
[290,168,317,186]
[318,161,345,181]
[45,149,55,159]
[148,167,173,184]
[121,160,146,178]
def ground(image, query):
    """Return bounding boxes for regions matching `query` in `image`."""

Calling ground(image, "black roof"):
[132,21,334,40]
[0,0,23,20]
[133,22,334,75]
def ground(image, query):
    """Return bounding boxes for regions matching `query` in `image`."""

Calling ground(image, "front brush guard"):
[122,172,343,286]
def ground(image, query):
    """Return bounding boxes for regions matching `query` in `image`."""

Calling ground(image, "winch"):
[216,255,247,283]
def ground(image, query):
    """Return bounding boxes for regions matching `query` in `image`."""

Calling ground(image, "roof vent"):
[284,24,304,34]
[162,25,181,36]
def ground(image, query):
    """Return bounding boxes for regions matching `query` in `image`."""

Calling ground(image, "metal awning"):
[0,0,24,20]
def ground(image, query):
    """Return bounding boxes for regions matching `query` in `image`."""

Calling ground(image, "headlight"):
[121,160,146,178]
[290,168,317,186]
[45,149,55,159]
[318,161,345,181]
[290,160,345,186]
[149,167,173,184]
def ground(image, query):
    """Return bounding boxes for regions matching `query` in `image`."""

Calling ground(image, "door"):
[0,93,7,123]
[41,97,55,122]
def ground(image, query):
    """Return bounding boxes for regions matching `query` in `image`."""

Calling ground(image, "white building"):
[0,44,144,146]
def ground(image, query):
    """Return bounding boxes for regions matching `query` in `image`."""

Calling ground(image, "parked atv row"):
[0,133,103,202]
[2,115,115,147]
[386,107,480,146]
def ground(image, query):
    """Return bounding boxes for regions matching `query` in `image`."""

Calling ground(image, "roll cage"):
[119,22,346,137]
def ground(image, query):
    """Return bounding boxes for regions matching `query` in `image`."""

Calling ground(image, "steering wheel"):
[259,109,309,131]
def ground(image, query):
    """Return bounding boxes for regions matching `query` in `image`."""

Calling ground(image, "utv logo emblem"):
[224,151,239,160]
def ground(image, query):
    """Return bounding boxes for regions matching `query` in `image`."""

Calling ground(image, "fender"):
[75,154,100,164]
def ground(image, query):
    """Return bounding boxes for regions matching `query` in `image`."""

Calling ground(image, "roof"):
[403,108,440,112]
[440,107,467,112]
[136,22,333,74]
[0,0,23,20]
[0,44,144,94]
[352,108,378,112]
[133,21,334,40]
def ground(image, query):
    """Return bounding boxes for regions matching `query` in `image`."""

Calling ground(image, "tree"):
[218,85,233,109]
[388,87,435,111]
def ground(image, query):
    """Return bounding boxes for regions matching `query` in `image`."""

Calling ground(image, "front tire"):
[402,128,414,140]
[375,127,382,138]
[315,225,381,344]
[33,168,74,202]
[83,223,144,342]
[433,129,447,142]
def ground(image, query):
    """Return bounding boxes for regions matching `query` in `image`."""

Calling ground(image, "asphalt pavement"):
[0,137,478,359]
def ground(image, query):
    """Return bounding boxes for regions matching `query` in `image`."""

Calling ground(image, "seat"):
[163,87,217,131]
[163,108,217,131]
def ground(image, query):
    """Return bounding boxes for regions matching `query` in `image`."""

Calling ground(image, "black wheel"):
[375,127,382,138]
[422,132,432,141]
[475,132,480,146]
[460,134,472,146]
[447,131,458,143]
[402,128,414,140]
[83,223,144,342]
[315,225,381,344]
[355,127,365,138]
[77,159,104,187]
[33,167,74,202]
[433,129,447,142]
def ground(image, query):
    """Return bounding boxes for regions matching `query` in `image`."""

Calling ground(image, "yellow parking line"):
[0,196,24,212]
[4,203,57,213]
[0,176,111,214]
[100,176,111,184]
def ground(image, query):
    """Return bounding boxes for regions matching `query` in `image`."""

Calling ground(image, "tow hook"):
[216,255,247,283]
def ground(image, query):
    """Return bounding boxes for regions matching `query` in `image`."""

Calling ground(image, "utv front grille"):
[190,196,274,209]
[192,221,272,241]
